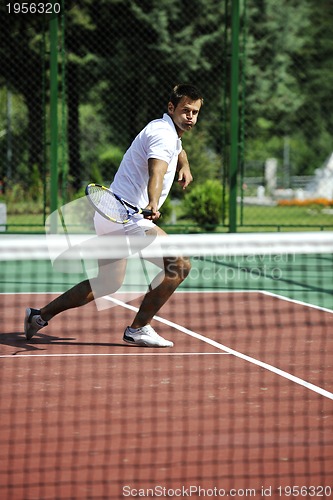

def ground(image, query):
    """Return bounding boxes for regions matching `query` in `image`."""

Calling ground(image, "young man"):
[24,83,203,347]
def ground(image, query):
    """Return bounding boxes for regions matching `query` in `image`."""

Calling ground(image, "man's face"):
[168,96,202,136]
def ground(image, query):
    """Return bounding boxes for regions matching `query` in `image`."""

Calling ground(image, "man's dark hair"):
[169,84,204,108]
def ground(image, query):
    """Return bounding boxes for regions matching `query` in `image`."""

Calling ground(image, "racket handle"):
[142,209,154,216]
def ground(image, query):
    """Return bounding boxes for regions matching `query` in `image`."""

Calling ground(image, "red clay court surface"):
[0,291,332,499]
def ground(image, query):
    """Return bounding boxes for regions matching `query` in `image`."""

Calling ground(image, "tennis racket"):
[85,183,153,224]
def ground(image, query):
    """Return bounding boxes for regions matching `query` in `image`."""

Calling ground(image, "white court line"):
[260,290,333,313]
[1,291,332,399]
[0,352,228,359]
[105,296,333,401]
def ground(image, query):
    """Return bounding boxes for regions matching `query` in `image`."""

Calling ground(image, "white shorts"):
[93,212,156,237]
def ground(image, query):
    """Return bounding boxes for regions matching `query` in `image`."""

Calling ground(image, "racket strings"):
[89,187,129,222]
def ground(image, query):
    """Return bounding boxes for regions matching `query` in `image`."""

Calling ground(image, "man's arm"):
[177,149,193,190]
[146,158,168,220]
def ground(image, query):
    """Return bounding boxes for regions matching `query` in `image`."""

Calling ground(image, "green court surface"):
[183,253,333,310]
[1,252,332,311]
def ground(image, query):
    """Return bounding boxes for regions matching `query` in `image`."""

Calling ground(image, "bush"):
[183,179,223,231]
[3,165,45,214]
[90,145,125,185]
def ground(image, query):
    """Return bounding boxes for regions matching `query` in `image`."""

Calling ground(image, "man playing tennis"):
[24,83,203,347]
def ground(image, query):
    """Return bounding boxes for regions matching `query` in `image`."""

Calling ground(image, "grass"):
[4,213,46,233]
[164,203,333,232]
[2,202,333,233]
[239,205,333,230]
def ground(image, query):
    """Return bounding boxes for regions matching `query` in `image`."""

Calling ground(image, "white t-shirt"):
[110,113,182,209]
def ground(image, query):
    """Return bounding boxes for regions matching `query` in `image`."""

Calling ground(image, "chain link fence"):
[0,0,332,232]
[240,0,333,230]
[62,0,228,233]
[0,6,49,231]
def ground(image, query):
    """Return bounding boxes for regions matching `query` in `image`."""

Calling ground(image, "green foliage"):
[3,181,44,215]
[182,128,221,182]
[157,196,172,225]
[79,103,111,174]
[244,0,333,175]
[28,164,44,202]
[183,179,223,231]
[171,127,222,199]
[92,146,125,185]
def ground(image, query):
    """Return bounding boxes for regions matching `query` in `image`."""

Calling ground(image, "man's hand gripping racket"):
[85,183,153,224]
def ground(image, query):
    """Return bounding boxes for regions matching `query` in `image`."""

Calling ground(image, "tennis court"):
[0,233,332,499]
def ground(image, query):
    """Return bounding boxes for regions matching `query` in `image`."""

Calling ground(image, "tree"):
[244,0,333,174]
[0,10,46,180]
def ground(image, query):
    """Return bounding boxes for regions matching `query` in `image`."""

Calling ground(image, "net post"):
[229,0,240,233]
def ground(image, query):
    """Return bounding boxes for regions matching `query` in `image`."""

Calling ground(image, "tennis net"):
[0,232,332,499]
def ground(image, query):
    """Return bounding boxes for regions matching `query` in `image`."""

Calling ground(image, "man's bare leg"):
[130,254,191,329]
[40,258,127,321]
[128,226,191,329]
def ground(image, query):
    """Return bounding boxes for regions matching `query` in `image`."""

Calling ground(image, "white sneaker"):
[123,325,174,348]
[24,308,48,340]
